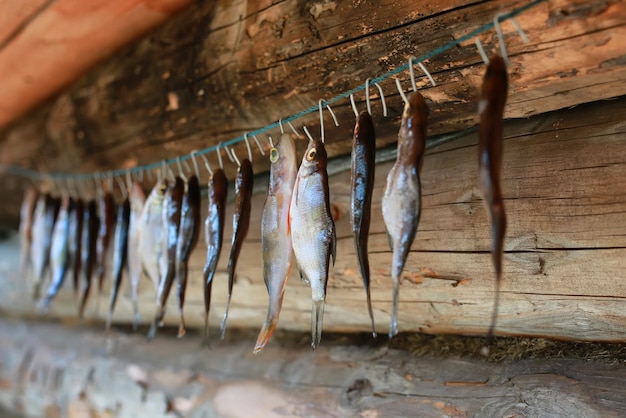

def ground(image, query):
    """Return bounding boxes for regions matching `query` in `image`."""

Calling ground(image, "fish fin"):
[219,291,233,340]
[254,316,279,355]
[311,299,325,350]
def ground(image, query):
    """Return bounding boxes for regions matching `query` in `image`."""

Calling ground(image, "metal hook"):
[395,78,408,104]
[243,133,253,161]
[408,56,436,91]
[349,94,359,118]
[268,135,275,148]
[252,134,266,156]
[199,152,213,176]
[302,126,314,142]
[189,150,202,178]
[115,175,128,199]
[493,14,508,65]
[176,156,187,181]
[374,82,388,117]
[475,38,489,64]
[287,121,302,138]
[318,100,326,144]
[125,169,132,192]
[226,146,241,167]
[278,119,285,134]
[216,143,224,170]
[365,78,372,115]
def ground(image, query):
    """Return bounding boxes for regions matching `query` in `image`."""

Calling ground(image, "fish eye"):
[270,147,279,163]
[306,148,316,161]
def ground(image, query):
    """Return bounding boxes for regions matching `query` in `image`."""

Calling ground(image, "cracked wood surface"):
[1,98,625,341]
[1,0,626,223]
[0,318,625,418]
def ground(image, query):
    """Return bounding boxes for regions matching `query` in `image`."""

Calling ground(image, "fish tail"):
[254,310,280,354]
[355,234,376,337]
[132,301,141,332]
[177,313,186,338]
[486,200,507,346]
[146,306,165,340]
[219,293,232,340]
[389,271,400,339]
[202,313,211,348]
[78,279,92,323]
[311,299,326,350]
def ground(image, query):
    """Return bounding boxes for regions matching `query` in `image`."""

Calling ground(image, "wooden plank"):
[0,0,195,128]
[1,98,625,342]
[0,318,625,417]
[1,0,625,184]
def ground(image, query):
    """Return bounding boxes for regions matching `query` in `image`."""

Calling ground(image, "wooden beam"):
[0,318,625,417]
[1,0,625,222]
[0,0,194,128]
[1,98,625,341]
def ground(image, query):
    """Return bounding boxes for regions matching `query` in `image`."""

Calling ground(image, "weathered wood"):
[1,0,625,223]
[0,318,624,418]
[1,98,625,342]
[0,0,195,128]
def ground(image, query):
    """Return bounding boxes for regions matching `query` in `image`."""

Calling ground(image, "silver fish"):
[382,91,428,338]
[289,135,336,349]
[254,133,297,353]
[40,196,71,310]
[128,181,146,330]
[139,181,167,291]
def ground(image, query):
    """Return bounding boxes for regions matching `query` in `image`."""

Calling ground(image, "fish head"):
[299,136,327,175]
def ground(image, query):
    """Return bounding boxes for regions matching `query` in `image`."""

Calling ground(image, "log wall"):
[1,98,625,342]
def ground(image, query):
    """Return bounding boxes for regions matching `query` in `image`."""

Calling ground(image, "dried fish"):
[220,159,253,338]
[32,194,60,300]
[382,91,428,338]
[78,200,100,321]
[69,198,84,297]
[19,186,38,278]
[139,181,167,291]
[255,133,297,353]
[40,196,72,310]
[478,55,508,343]
[106,197,131,331]
[290,135,336,349]
[175,175,202,337]
[351,111,377,336]
[128,181,146,330]
[96,192,116,293]
[202,168,228,344]
[147,176,184,340]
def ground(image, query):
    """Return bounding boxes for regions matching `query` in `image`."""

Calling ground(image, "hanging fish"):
[69,198,84,297]
[32,194,60,299]
[202,168,228,344]
[78,199,100,321]
[219,158,253,338]
[128,181,146,330]
[19,186,38,278]
[40,196,72,310]
[96,191,116,293]
[174,175,201,338]
[350,110,377,337]
[290,135,336,349]
[381,91,428,338]
[30,195,47,297]
[254,133,297,353]
[478,55,508,343]
[147,176,184,340]
[105,196,131,331]
[139,181,167,291]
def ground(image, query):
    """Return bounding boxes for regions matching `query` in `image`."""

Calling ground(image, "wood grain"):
[1,98,625,342]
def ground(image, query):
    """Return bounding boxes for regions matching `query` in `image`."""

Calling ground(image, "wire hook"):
[216,143,224,170]
[395,78,408,104]
[189,150,202,178]
[374,82,388,117]
[252,134,266,156]
[243,133,253,161]
[115,175,128,199]
[302,125,314,142]
[349,94,359,118]
[475,38,489,64]
[176,156,187,181]
[226,145,241,167]
[408,56,436,91]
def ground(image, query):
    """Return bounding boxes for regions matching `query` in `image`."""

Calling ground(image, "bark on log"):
[0,318,625,418]
[1,98,625,341]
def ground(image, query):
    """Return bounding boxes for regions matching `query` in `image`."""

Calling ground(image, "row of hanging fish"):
[17,55,507,351]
